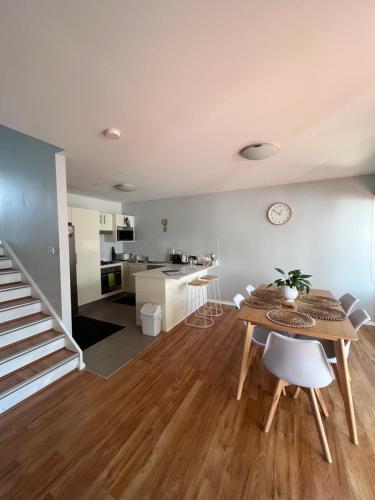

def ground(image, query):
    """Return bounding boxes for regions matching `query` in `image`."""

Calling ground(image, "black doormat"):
[114,293,136,306]
[72,316,124,350]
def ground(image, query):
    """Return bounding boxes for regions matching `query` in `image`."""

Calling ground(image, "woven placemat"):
[299,305,346,321]
[300,295,340,307]
[251,289,281,299]
[244,298,282,310]
[266,310,316,328]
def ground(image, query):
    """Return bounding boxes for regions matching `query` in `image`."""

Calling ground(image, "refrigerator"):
[68,223,79,316]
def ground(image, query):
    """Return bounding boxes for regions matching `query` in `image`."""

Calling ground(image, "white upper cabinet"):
[115,214,135,228]
[99,213,113,232]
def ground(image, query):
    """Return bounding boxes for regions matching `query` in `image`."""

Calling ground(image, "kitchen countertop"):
[135,263,218,280]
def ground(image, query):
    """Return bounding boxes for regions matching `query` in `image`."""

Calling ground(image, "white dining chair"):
[340,293,359,315]
[297,308,370,364]
[233,293,288,348]
[262,332,334,463]
[245,284,256,296]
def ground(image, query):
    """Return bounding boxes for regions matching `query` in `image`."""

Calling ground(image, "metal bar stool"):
[200,275,223,317]
[185,279,214,328]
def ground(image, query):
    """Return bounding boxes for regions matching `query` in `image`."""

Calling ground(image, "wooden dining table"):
[236,285,359,445]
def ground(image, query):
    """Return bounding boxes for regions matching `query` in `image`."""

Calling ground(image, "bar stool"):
[200,275,223,317]
[185,279,214,328]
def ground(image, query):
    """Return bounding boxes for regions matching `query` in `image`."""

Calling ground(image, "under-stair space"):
[0,243,83,414]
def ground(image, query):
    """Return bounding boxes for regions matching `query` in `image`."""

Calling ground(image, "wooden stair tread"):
[0,312,51,335]
[0,348,76,393]
[0,282,28,291]
[0,330,63,361]
[0,296,40,311]
[0,268,18,273]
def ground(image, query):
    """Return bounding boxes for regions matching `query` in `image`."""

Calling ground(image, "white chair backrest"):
[246,284,255,296]
[340,293,359,315]
[263,332,334,388]
[349,308,370,332]
[233,293,245,310]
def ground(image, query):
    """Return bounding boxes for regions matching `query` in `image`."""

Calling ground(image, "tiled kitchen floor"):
[78,295,157,378]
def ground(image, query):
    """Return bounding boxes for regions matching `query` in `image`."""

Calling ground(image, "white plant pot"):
[281,285,298,301]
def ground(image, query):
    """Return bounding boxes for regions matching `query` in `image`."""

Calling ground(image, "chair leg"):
[293,386,301,399]
[282,387,287,396]
[315,388,329,417]
[307,388,332,463]
[264,379,286,432]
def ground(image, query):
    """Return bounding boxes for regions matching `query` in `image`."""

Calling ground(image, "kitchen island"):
[135,263,219,332]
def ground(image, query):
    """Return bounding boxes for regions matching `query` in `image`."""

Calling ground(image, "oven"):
[101,265,122,294]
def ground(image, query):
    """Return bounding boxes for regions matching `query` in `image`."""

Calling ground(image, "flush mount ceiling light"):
[102,128,121,139]
[113,183,137,192]
[239,143,279,160]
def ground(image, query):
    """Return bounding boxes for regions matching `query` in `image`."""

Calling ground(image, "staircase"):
[0,243,83,414]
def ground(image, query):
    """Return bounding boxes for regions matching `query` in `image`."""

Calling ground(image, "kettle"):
[181,253,189,263]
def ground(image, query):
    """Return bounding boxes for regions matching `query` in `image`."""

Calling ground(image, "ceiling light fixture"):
[239,143,279,160]
[102,128,121,139]
[114,183,137,192]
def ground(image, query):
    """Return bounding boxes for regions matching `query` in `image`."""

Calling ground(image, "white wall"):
[123,175,375,317]
[67,193,122,213]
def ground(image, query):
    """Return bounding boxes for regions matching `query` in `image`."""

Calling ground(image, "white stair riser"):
[0,286,31,303]
[0,356,79,414]
[0,302,42,323]
[0,337,66,377]
[0,318,55,348]
[0,259,12,269]
[0,272,21,285]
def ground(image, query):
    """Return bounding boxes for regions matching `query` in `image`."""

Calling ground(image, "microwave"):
[117,226,135,241]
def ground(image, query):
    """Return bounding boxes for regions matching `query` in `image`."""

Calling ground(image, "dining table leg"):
[236,322,255,400]
[334,339,358,445]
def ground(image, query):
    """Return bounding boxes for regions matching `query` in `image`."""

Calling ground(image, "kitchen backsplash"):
[100,234,124,260]
[122,238,219,262]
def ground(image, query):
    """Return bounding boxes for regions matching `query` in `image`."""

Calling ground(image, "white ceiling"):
[1,1,375,202]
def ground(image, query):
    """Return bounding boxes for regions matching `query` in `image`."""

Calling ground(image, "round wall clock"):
[267,202,292,225]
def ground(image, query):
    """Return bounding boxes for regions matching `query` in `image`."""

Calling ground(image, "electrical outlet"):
[48,247,56,255]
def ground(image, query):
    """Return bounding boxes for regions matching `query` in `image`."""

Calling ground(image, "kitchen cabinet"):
[115,214,135,228]
[71,207,101,306]
[123,262,146,293]
[99,212,113,232]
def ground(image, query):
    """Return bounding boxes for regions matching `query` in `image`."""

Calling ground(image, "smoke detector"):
[102,128,121,139]
[114,183,137,192]
[240,143,279,160]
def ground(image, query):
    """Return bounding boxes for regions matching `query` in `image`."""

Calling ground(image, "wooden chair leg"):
[293,386,301,399]
[264,379,285,432]
[315,388,329,417]
[282,387,287,396]
[307,388,332,463]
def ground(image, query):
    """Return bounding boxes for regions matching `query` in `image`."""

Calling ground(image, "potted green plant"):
[269,268,312,301]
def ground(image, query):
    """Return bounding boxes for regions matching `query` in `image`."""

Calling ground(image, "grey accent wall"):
[123,175,375,317]
[0,125,62,314]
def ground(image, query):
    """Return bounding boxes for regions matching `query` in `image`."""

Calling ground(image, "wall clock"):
[267,202,292,225]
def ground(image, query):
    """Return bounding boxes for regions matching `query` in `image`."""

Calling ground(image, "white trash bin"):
[140,303,162,336]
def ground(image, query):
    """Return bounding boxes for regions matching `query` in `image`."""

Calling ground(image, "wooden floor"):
[1,307,375,499]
